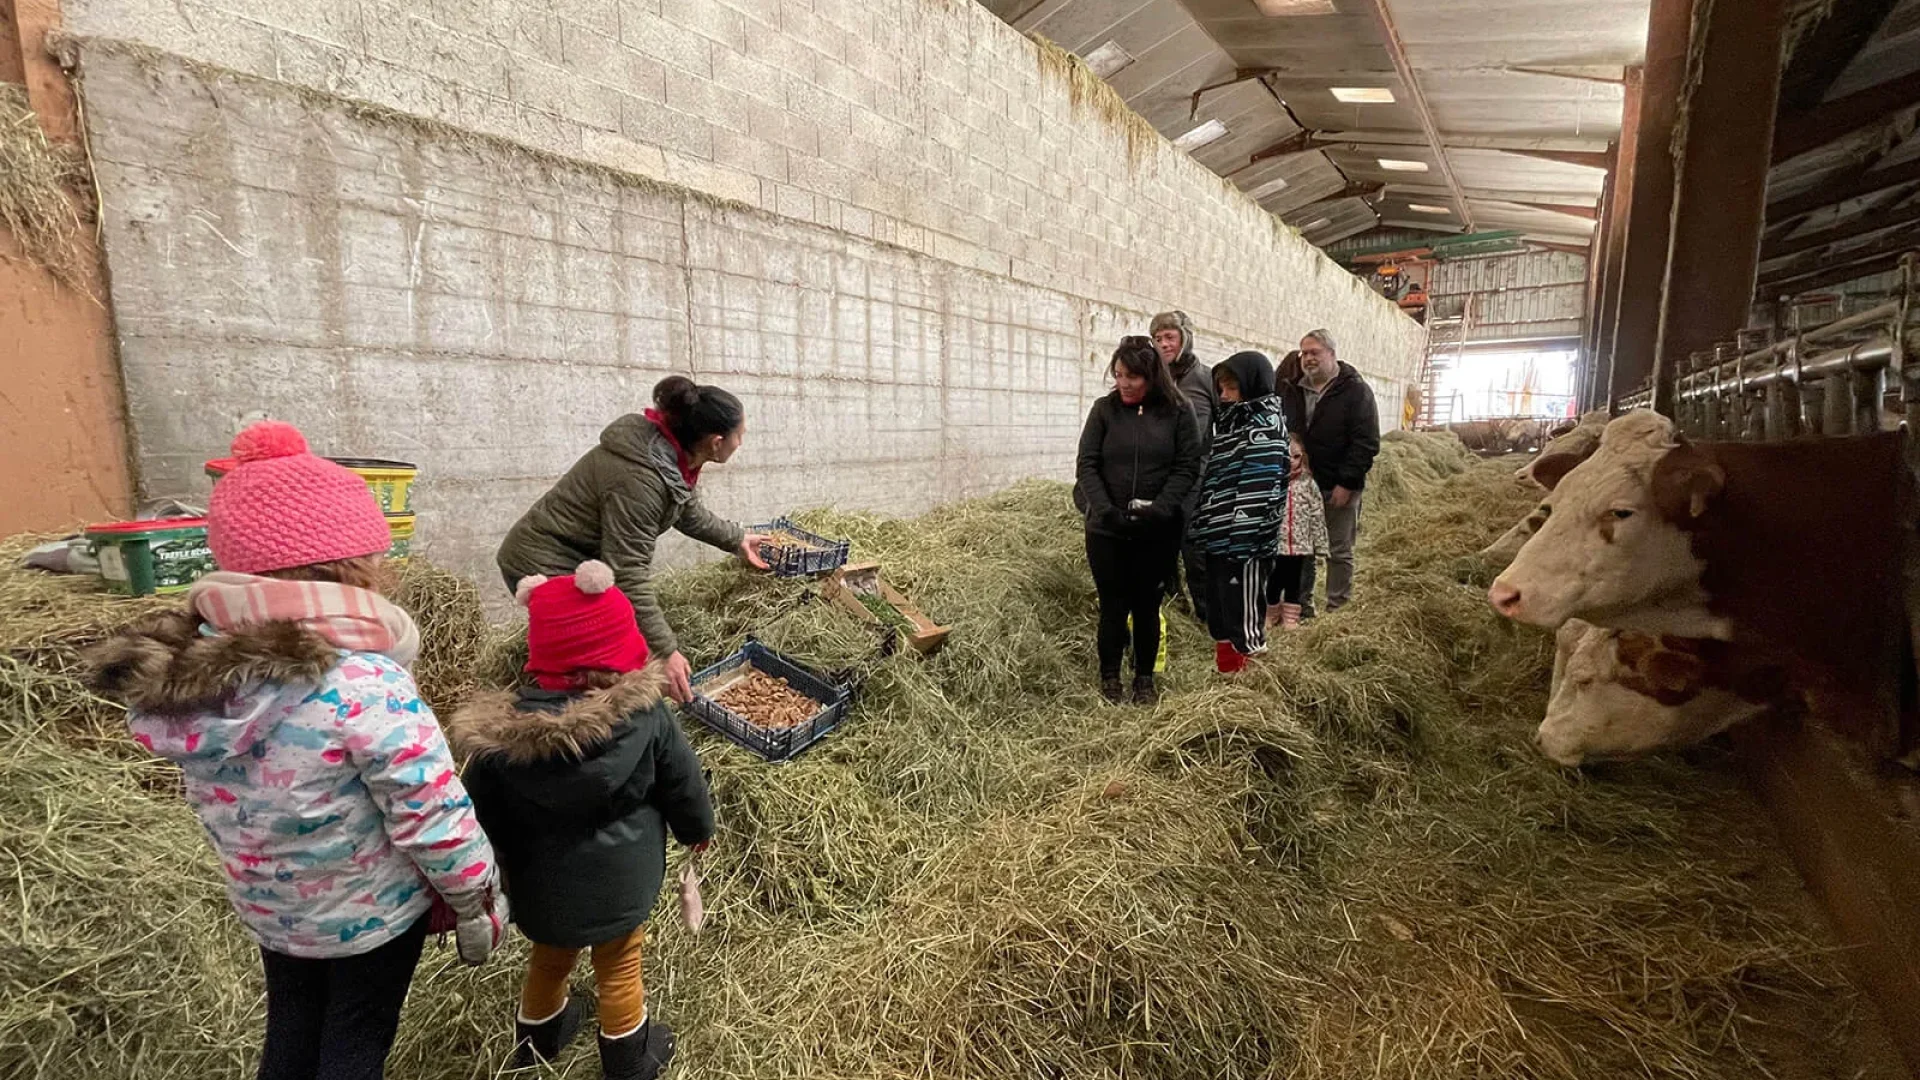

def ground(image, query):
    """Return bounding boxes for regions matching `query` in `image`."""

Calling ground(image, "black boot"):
[599,1019,676,1080]
[511,997,588,1067]
[1100,673,1125,704]
[1131,675,1159,706]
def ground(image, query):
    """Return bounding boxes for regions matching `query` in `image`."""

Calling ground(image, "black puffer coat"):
[1280,361,1381,492]
[450,669,715,948]
[1073,392,1202,537]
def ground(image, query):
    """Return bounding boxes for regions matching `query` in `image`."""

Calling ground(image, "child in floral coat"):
[87,421,506,1080]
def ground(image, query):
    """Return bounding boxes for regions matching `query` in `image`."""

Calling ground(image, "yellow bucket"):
[205,456,418,517]
[386,515,416,562]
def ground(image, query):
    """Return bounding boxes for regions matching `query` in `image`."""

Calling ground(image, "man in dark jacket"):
[1150,310,1217,622]
[452,562,715,1080]
[1279,329,1380,614]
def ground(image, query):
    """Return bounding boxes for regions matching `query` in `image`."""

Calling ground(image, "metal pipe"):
[1676,331,1920,399]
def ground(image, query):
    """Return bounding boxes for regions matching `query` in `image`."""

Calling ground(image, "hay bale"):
[0,85,89,287]
[0,447,1896,1079]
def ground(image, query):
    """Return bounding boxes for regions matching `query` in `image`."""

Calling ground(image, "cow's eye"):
[1537,505,1552,519]
[1611,509,1634,520]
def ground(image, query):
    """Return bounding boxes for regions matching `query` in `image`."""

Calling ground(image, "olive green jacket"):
[497,415,744,656]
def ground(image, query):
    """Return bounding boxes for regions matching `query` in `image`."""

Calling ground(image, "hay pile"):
[1,436,1899,1079]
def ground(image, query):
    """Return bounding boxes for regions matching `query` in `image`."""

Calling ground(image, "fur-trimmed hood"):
[84,608,339,715]
[448,667,666,765]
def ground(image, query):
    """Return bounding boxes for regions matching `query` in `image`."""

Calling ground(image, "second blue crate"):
[749,517,851,577]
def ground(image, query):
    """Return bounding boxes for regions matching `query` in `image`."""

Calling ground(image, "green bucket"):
[86,519,215,596]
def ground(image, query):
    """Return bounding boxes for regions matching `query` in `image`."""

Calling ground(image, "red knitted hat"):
[519,561,651,689]
[208,422,392,575]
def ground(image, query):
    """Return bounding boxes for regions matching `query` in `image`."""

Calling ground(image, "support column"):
[1592,67,1643,409]
[1650,0,1791,414]
[1608,0,1693,401]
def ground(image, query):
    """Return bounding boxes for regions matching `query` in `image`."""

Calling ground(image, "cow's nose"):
[1488,581,1522,617]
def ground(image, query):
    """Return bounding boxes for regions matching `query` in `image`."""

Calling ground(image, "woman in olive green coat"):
[497,375,769,702]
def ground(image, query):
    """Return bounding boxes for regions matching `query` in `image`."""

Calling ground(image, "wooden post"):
[1649,0,1791,414]
[1608,0,1693,401]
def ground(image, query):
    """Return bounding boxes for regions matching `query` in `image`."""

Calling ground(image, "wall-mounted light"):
[1083,40,1134,79]
[1254,0,1337,14]
[1378,158,1429,172]
[1247,176,1290,200]
[1330,87,1396,104]
[1173,118,1230,151]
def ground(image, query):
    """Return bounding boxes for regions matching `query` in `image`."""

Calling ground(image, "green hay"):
[0,436,1900,1079]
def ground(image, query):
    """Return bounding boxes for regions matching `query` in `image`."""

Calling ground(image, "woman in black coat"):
[1074,336,1203,705]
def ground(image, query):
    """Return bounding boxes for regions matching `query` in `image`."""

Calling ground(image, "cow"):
[1489,411,1912,745]
[1447,420,1508,454]
[1477,411,1662,572]
[1515,410,1608,484]
[1536,619,1781,766]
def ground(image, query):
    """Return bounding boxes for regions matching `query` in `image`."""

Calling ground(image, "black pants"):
[1264,555,1306,605]
[1087,527,1179,678]
[258,917,429,1080]
[1204,554,1270,655]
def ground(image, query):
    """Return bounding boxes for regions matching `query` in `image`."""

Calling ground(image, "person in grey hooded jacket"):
[1150,310,1217,622]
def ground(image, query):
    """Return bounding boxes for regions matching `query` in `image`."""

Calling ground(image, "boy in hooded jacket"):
[1188,351,1292,673]
[449,561,715,1080]
[85,421,506,1080]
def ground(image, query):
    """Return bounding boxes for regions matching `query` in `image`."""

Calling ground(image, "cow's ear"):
[1650,443,1725,520]
[1531,450,1584,491]
[1642,647,1708,694]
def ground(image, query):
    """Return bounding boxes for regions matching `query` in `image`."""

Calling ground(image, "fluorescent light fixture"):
[1378,158,1429,172]
[1408,202,1452,214]
[1083,40,1134,79]
[1331,87,1396,104]
[1172,118,1229,152]
[1247,176,1290,200]
[1301,217,1334,231]
[1254,0,1337,13]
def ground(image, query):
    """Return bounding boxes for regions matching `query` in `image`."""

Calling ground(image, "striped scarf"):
[1189,397,1291,559]
[188,572,420,667]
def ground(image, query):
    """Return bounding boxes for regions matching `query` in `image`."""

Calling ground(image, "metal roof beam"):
[1758,232,1920,290]
[1760,201,1920,260]
[1772,70,1920,163]
[1356,0,1474,230]
[1501,148,1613,170]
[1767,156,1920,220]
[1311,131,1612,154]
[1758,249,1915,298]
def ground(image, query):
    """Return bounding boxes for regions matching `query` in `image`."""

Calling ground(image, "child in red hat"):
[85,420,506,1080]
[449,561,715,1080]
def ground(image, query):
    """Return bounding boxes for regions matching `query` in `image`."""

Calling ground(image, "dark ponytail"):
[653,375,744,449]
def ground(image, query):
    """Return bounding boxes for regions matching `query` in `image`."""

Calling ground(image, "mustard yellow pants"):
[519,926,647,1037]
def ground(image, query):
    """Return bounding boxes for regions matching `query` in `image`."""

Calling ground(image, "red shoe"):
[1215,641,1248,674]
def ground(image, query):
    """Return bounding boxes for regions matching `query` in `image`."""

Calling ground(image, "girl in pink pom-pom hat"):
[85,420,507,1080]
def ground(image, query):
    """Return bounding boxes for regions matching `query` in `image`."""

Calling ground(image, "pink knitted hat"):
[208,421,392,574]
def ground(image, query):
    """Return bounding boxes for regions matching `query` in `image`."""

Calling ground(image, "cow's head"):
[1536,621,1761,766]
[1487,410,1707,628]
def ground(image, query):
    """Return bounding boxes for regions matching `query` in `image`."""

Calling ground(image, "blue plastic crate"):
[683,639,855,763]
[748,517,851,578]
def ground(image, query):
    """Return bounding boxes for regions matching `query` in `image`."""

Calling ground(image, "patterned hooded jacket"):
[1189,351,1292,560]
[85,611,495,959]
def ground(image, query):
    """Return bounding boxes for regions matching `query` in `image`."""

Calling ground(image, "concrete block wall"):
[66,0,1423,592]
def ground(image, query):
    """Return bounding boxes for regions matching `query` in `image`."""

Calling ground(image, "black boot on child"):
[600,1019,676,1080]
[511,998,588,1068]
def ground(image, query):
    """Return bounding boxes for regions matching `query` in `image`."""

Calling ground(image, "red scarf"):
[644,408,701,489]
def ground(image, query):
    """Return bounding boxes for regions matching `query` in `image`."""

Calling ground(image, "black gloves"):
[1096,506,1132,533]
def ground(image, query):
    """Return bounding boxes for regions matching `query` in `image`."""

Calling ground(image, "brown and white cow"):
[1489,412,1911,730]
[1536,619,1780,766]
